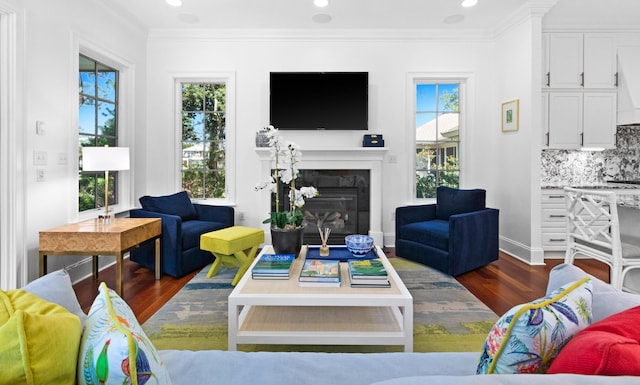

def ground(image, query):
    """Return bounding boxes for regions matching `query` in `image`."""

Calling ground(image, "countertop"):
[542,182,640,190]
[541,183,640,208]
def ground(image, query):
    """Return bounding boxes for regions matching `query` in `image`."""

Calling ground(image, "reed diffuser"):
[318,226,331,256]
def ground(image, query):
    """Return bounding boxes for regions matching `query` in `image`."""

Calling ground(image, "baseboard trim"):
[499,236,545,266]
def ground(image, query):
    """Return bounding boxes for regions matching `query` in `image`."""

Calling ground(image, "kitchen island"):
[541,183,640,292]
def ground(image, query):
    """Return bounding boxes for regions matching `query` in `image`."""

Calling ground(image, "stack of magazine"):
[298,259,341,287]
[347,258,390,288]
[251,253,295,279]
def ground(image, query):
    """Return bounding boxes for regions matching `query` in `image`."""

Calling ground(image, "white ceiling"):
[104,0,530,31]
[103,0,640,32]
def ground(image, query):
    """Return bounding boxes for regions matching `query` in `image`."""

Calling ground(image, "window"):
[78,55,119,212]
[415,82,460,198]
[180,83,227,199]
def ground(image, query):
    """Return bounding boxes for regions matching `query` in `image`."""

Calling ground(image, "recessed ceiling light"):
[177,13,199,23]
[443,14,465,24]
[461,0,478,7]
[166,0,183,7]
[314,0,329,8]
[312,13,332,23]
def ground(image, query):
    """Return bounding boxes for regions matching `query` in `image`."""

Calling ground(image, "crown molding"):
[542,24,640,33]
[147,27,498,43]
[491,0,558,39]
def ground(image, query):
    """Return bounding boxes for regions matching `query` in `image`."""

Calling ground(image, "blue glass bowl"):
[345,234,374,255]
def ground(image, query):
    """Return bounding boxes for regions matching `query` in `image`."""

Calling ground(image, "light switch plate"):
[33,151,47,165]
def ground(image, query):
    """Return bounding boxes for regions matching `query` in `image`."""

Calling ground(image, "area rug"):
[142,257,497,353]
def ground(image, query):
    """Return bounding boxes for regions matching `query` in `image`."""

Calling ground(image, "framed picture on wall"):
[501,99,519,132]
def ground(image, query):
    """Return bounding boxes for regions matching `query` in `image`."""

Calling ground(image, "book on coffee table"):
[251,253,295,279]
[298,259,341,287]
[348,258,391,287]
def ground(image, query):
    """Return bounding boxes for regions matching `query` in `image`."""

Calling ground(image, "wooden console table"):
[39,217,162,296]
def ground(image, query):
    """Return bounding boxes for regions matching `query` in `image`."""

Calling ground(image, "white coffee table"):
[227,245,413,351]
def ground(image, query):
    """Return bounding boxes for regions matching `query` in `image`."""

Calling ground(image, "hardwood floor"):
[73,249,610,324]
[454,251,609,316]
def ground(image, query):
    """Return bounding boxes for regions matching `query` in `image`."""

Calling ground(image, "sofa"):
[129,191,234,277]
[395,186,499,276]
[9,264,640,385]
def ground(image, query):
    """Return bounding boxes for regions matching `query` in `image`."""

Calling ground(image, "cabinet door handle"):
[549,214,566,218]
[546,72,550,87]
[580,72,584,87]
[548,195,564,199]
[615,72,618,87]
[549,238,566,242]
[580,132,584,146]
[545,132,549,146]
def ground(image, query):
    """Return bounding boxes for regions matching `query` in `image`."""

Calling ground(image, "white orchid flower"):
[299,186,318,198]
[255,124,318,228]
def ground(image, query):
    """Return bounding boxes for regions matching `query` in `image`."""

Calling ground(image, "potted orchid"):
[255,125,318,255]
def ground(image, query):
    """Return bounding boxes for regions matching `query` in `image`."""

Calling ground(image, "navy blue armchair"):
[395,186,499,276]
[129,191,234,277]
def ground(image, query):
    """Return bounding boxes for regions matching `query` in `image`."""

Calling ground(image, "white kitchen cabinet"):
[543,92,616,149]
[541,92,549,146]
[547,33,583,88]
[547,93,582,148]
[544,33,617,89]
[583,34,618,88]
[583,93,617,148]
[541,33,549,88]
[541,190,568,251]
[541,189,615,256]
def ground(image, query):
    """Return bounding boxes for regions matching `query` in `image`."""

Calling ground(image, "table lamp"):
[82,146,130,221]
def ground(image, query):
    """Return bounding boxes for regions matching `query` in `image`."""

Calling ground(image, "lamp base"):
[98,214,112,224]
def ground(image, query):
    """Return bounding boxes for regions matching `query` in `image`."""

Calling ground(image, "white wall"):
[18,0,147,284]
[145,31,506,249]
[490,16,543,264]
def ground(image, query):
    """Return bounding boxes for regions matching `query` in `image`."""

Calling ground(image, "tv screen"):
[270,72,368,130]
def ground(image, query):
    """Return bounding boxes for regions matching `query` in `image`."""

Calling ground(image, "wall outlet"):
[57,153,68,165]
[36,169,45,182]
[238,212,245,221]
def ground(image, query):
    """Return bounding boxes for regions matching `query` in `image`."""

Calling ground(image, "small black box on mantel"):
[363,134,384,147]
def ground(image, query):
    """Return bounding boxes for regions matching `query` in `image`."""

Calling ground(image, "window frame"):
[78,54,120,213]
[407,73,469,203]
[75,41,134,222]
[174,73,236,205]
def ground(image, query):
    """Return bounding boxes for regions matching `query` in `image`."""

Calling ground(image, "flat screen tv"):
[269,72,368,130]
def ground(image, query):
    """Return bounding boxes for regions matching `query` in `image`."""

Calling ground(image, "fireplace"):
[256,147,387,246]
[276,170,370,244]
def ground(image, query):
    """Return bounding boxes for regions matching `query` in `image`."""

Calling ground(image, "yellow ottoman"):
[200,226,264,286]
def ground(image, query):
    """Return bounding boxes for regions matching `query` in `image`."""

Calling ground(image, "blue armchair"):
[395,186,499,276]
[129,191,234,277]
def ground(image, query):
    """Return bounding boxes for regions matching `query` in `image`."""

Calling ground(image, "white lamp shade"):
[82,146,130,171]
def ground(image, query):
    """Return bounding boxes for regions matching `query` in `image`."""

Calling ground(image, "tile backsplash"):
[541,125,640,187]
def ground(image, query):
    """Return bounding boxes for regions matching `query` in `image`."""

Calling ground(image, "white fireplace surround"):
[256,147,388,246]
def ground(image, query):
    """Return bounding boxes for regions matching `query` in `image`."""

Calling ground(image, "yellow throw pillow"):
[0,289,82,385]
[78,283,172,385]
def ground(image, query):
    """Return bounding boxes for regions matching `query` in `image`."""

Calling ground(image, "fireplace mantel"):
[256,147,388,246]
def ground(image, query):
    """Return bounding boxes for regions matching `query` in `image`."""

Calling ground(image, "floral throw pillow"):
[78,283,172,385]
[476,277,592,374]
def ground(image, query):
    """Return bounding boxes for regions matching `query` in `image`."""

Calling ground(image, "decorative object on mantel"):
[363,134,384,147]
[255,128,270,147]
[255,125,318,257]
[501,99,519,132]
